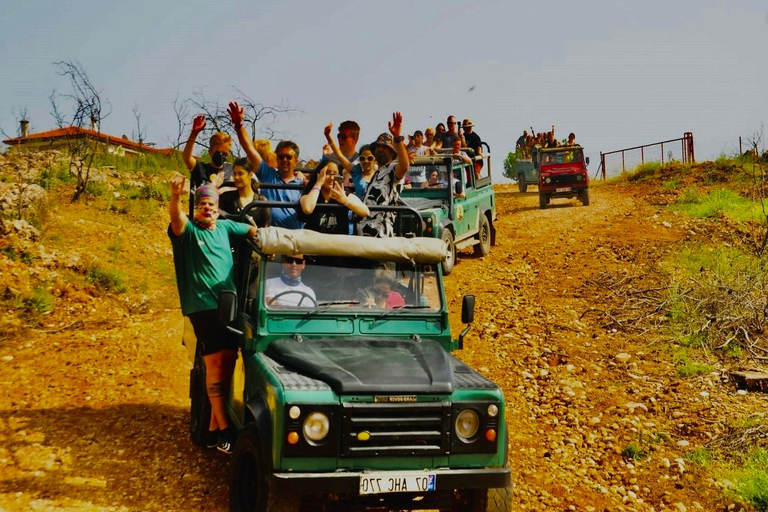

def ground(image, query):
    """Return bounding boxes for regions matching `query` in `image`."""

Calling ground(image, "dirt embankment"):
[0,183,764,511]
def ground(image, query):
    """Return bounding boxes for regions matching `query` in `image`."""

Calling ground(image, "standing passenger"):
[356,112,410,237]
[228,102,304,229]
[167,178,257,454]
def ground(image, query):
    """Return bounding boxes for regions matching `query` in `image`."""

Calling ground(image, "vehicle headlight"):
[455,409,480,441]
[303,412,330,443]
[576,174,583,181]
[487,404,499,417]
[545,177,551,184]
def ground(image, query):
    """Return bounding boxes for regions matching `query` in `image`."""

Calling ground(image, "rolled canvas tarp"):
[254,227,447,264]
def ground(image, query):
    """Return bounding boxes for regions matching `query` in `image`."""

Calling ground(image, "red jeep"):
[535,145,590,209]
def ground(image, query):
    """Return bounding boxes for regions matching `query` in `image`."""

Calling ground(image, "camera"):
[333,175,344,185]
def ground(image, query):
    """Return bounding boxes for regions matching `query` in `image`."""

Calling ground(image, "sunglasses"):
[447,121,456,125]
[277,154,294,161]
[359,156,375,162]
[283,256,305,264]
[338,133,354,141]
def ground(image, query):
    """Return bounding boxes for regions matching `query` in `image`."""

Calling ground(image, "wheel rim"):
[481,223,489,248]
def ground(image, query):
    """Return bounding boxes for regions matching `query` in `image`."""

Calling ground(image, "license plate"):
[359,472,436,495]
[556,187,571,192]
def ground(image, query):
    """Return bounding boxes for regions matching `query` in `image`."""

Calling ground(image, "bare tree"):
[0,106,30,140]
[180,87,299,154]
[49,60,111,202]
[131,104,147,146]
[745,127,768,256]
[169,92,191,150]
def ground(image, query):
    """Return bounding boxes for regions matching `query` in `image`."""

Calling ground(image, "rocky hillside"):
[0,151,766,511]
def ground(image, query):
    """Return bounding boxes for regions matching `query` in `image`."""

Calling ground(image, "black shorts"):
[188,309,238,356]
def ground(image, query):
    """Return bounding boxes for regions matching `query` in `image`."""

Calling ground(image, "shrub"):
[621,443,647,461]
[86,264,127,293]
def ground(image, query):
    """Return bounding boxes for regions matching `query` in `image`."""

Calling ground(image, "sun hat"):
[369,133,396,156]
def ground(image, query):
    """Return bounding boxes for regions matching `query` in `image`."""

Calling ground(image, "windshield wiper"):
[374,305,432,320]
[303,300,359,317]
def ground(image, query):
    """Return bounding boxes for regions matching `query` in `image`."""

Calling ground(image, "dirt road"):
[0,184,758,511]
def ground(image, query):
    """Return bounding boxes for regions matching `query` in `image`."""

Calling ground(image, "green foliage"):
[660,243,766,366]
[672,188,760,222]
[662,180,679,189]
[27,286,55,314]
[626,162,662,182]
[85,179,109,198]
[727,449,768,510]
[137,182,171,201]
[37,161,74,189]
[676,359,714,378]
[621,443,647,461]
[686,448,714,466]
[503,151,518,180]
[11,286,54,314]
[86,264,127,293]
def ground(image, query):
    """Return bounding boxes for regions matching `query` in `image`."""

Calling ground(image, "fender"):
[477,206,497,246]
[244,393,274,468]
[437,219,454,239]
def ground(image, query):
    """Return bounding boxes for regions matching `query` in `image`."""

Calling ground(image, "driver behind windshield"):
[265,254,316,307]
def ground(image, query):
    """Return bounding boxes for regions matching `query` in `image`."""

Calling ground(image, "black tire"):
[448,481,513,512]
[580,188,590,206]
[230,424,300,512]
[189,348,212,447]
[538,192,548,209]
[441,229,456,275]
[517,176,527,193]
[474,216,491,257]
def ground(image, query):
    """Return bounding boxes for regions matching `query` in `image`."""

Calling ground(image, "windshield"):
[405,164,449,190]
[262,255,442,312]
[541,149,583,165]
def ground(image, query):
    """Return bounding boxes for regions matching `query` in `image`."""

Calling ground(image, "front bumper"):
[271,466,511,494]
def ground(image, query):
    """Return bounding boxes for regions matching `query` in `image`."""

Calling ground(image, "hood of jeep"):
[265,338,455,394]
[401,197,446,211]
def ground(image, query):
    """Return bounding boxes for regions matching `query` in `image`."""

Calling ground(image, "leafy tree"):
[503,151,518,180]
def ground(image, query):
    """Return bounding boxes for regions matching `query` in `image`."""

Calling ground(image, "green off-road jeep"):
[400,146,497,275]
[183,222,512,512]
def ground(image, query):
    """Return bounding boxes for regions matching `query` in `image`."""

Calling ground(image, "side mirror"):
[585,156,590,166]
[218,290,237,324]
[458,295,475,349]
[461,295,475,323]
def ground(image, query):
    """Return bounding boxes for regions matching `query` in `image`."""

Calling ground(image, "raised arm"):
[169,176,189,236]
[228,101,263,170]
[182,115,206,171]
[389,112,409,180]
[299,166,327,214]
[329,180,369,218]
[323,123,354,172]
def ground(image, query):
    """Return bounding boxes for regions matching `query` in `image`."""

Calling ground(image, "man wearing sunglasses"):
[228,102,304,229]
[265,254,316,307]
[436,115,465,150]
[356,112,410,237]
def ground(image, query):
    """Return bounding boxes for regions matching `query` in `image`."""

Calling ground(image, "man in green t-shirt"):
[168,177,257,453]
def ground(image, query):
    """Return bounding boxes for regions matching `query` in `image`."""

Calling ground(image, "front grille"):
[549,173,582,185]
[341,402,451,457]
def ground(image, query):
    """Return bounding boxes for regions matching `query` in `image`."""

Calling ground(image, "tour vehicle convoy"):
[183,217,513,512]
[400,145,496,275]
[535,145,590,209]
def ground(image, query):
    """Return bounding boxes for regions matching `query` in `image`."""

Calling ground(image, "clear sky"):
[1,0,766,180]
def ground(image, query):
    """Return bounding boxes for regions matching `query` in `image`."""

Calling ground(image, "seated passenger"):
[355,269,405,309]
[451,138,473,166]
[219,157,271,227]
[265,254,316,307]
[299,161,369,235]
[427,170,447,188]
